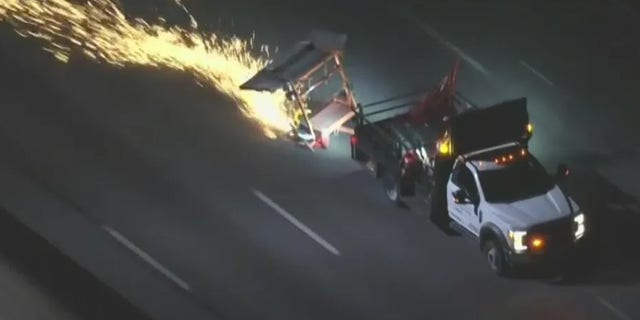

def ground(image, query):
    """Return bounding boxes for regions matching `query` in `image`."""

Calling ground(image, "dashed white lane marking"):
[519,60,556,87]
[595,295,633,320]
[103,225,191,292]
[626,203,640,214]
[252,189,341,256]
[606,203,640,215]
[607,203,626,211]
[609,0,640,19]
[403,13,490,77]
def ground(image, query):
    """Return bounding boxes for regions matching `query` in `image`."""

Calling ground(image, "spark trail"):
[0,0,290,138]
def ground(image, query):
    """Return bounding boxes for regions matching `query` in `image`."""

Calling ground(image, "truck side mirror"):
[555,163,570,181]
[452,189,471,204]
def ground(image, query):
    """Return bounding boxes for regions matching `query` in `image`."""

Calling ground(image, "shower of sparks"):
[0,0,291,139]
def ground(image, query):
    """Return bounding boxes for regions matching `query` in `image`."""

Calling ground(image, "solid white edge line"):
[595,295,633,320]
[519,60,556,87]
[252,189,341,256]
[102,225,191,292]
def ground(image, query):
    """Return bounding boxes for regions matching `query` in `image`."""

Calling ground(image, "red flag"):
[408,59,460,125]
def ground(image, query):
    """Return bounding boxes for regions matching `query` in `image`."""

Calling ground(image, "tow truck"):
[240,30,587,276]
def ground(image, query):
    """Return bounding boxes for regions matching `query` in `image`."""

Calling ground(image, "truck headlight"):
[573,213,585,240]
[508,230,528,253]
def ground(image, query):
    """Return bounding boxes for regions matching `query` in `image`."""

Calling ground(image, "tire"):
[429,197,449,227]
[482,240,510,277]
[398,172,416,197]
[351,144,368,162]
[382,171,402,205]
[374,163,384,179]
[429,180,449,226]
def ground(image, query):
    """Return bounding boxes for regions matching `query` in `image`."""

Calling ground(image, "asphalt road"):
[0,206,151,320]
[1,1,639,319]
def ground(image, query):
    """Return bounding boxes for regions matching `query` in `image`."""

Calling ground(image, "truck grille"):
[528,217,573,251]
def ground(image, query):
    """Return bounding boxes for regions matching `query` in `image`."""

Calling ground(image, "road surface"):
[0,206,150,320]
[0,1,639,319]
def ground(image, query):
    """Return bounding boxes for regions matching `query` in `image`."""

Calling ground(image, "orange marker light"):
[530,236,545,250]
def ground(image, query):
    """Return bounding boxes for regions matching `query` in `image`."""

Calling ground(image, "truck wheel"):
[429,181,450,226]
[382,172,401,205]
[429,197,449,228]
[374,163,384,179]
[482,240,509,277]
[351,143,368,162]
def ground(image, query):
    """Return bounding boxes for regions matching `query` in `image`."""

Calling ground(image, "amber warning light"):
[494,149,527,164]
[529,236,545,251]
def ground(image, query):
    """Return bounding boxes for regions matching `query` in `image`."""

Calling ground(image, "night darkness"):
[0,1,639,319]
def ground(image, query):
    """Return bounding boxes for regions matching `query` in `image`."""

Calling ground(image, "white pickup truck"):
[351,91,586,276]
[445,142,585,276]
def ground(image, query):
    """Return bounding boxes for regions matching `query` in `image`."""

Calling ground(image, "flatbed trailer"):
[238,29,498,209]
[238,29,471,152]
[349,60,476,206]
[240,30,530,205]
[240,30,357,149]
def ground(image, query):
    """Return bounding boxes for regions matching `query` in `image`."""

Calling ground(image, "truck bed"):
[356,115,442,153]
[354,94,474,157]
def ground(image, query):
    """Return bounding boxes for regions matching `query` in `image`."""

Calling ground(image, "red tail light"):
[403,150,417,165]
[350,136,358,145]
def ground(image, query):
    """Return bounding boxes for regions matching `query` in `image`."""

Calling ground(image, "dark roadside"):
[0,206,151,320]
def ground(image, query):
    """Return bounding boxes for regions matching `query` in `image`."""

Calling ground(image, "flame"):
[0,0,291,139]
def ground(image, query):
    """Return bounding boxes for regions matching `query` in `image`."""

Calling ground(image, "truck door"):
[447,162,481,235]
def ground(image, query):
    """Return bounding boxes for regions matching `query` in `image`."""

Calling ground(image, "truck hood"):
[487,185,577,229]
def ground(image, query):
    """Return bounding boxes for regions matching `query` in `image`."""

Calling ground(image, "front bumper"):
[508,215,586,267]
[507,238,582,266]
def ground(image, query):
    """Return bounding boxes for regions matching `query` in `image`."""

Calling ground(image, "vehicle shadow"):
[517,168,640,285]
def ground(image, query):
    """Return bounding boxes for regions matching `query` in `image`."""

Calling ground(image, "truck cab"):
[445,143,586,276]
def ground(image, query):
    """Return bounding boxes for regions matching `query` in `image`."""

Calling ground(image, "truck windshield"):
[478,158,554,203]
